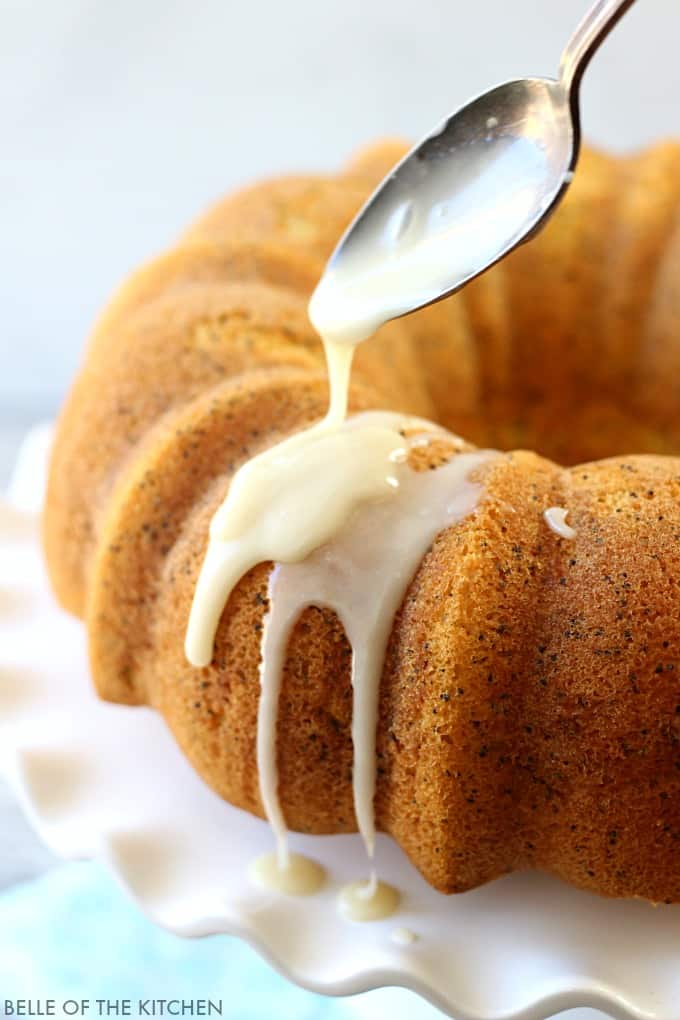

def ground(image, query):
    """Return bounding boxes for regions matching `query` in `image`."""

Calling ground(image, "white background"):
[1,0,679,429]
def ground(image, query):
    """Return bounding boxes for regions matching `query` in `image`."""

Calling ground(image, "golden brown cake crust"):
[44,140,680,901]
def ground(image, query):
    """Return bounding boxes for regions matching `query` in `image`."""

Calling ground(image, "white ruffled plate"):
[2,429,680,1020]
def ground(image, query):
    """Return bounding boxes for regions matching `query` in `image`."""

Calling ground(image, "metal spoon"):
[319,0,639,331]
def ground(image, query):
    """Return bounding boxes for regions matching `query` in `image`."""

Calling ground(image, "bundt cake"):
[44,139,680,904]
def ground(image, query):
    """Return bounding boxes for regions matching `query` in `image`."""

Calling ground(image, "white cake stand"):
[2,430,679,1020]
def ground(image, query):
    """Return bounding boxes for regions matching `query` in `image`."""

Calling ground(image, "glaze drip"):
[185,412,411,667]
[544,505,576,539]
[186,405,494,887]
[249,850,325,896]
[338,876,401,922]
[255,415,496,867]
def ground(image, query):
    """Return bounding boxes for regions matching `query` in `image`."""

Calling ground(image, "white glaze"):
[338,876,401,922]
[256,418,495,867]
[185,413,409,667]
[324,337,356,422]
[249,850,325,896]
[544,506,576,540]
[307,139,550,348]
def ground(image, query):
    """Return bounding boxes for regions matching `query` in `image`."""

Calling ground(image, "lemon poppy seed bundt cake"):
[44,139,680,902]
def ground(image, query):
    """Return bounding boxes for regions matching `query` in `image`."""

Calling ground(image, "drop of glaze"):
[390,926,418,946]
[249,850,325,896]
[544,505,576,540]
[338,873,400,921]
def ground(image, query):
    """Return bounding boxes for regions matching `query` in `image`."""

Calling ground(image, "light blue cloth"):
[0,861,351,1018]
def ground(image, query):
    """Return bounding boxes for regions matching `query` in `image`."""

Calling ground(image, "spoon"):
[311,0,639,341]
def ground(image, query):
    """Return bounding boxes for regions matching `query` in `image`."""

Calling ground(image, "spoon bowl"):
[325,78,575,324]
[312,0,638,341]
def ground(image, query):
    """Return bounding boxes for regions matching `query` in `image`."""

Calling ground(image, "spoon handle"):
[560,0,638,93]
